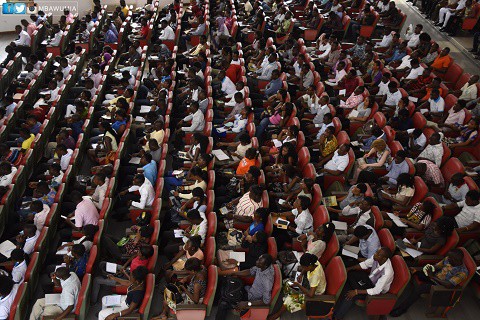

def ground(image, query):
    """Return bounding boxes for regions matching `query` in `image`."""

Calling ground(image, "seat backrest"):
[312,205,330,229]
[138,274,155,317]
[320,233,339,266]
[310,184,323,212]
[441,142,451,166]
[411,176,428,205]
[207,211,217,238]
[378,228,395,253]
[459,247,476,288]
[424,196,443,222]
[332,117,342,135]
[75,274,91,319]
[203,265,218,315]
[444,94,458,112]
[437,230,459,256]
[204,236,215,267]
[147,245,158,272]
[388,255,410,296]
[388,141,403,157]
[302,163,316,180]
[412,112,426,129]
[324,256,347,299]
[298,147,310,170]
[267,237,278,260]
[371,206,384,231]
[269,265,283,312]
[464,176,479,191]
[441,158,465,184]
[86,245,98,274]
[336,130,350,146]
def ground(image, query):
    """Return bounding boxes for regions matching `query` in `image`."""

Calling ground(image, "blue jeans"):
[164,174,183,193]
[256,117,271,140]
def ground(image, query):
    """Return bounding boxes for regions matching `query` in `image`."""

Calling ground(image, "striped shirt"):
[235,192,261,217]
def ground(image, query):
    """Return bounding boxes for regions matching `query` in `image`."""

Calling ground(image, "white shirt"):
[317,43,332,59]
[459,83,478,101]
[14,31,31,46]
[257,62,278,80]
[61,65,72,78]
[221,76,237,95]
[427,97,445,113]
[50,31,63,47]
[407,129,427,149]
[376,34,393,48]
[385,90,402,107]
[455,200,480,228]
[92,179,109,210]
[59,272,81,310]
[315,122,334,139]
[324,150,349,172]
[378,80,390,96]
[0,166,17,187]
[59,149,73,171]
[418,143,444,167]
[353,209,372,228]
[23,230,40,255]
[90,72,102,88]
[405,66,424,80]
[5,103,17,116]
[406,32,421,48]
[446,183,469,203]
[360,258,394,295]
[397,55,412,70]
[87,21,95,32]
[0,284,18,319]
[182,109,205,132]
[129,179,155,209]
[159,25,175,40]
[293,208,313,235]
[33,204,50,231]
[313,104,329,124]
[12,260,27,284]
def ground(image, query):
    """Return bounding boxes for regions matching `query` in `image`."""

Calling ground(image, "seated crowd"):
[0,0,479,319]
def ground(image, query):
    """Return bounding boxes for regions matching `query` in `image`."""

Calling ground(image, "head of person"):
[338,143,351,156]
[397,173,415,188]
[299,253,319,272]
[255,253,273,271]
[447,248,465,267]
[253,207,269,225]
[29,200,44,213]
[373,247,392,263]
[245,165,261,184]
[249,185,264,203]
[184,257,203,275]
[70,190,84,205]
[244,147,258,160]
[138,244,154,260]
[429,132,441,145]
[185,235,202,255]
[353,225,372,240]
[10,248,25,264]
[450,173,465,188]
[131,266,148,285]
[465,190,480,206]
[371,139,387,152]
[133,174,146,186]
[395,150,407,164]
[359,196,374,212]
[186,209,203,225]
[440,47,450,57]
[0,274,14,298]
[316,222,336,243]
[71,244,86,259]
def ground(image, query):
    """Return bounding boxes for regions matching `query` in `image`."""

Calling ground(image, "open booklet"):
[342,245,360,259]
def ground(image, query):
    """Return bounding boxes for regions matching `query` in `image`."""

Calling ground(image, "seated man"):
[215,254,275,320]
[29,267,81,320]
[392,249,468,316]
[444,190,480,233]
[333,247,394,319]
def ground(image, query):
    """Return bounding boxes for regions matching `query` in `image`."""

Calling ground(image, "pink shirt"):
[66,13,75,24]
[74,198,99,228]
[269,111,282,125]
[27,23,37,37]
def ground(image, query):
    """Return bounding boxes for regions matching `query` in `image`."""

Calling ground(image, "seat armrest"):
[330,191,348,196]
[43,315,76,320]
[366,293,397,302]
[176,304,207,311]
[305,294,336,302]
[118,313,141,320]
[247,305,269,309]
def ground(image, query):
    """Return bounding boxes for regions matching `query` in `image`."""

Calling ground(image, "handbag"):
[164,283,184,312]
[227,228,244,246]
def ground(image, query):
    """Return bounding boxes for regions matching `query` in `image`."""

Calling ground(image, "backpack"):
[221,276,244,304]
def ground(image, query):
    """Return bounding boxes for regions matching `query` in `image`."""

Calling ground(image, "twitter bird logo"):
[14,3,27,14]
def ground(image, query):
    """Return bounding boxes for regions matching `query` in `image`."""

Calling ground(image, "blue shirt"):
[30,122,42,135]
[385,49,407,64]
[385,160,409,185]
[264,78,282,97]
[71,253,88,279]
[359,225,380,259]
[142,160,158,185]
[104,29,118,43]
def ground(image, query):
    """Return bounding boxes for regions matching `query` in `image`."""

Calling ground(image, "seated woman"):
[298,222,336,259]
[172,133,210,170]
[256,100,295,143]
[277,178,315,211]
[348,96,374,126]
[443,119,479,151]
[350,138,392,184]
[98,266,148,320]
[403,216,455,255]
[92,245,154,304]
[155,257,207,320]
[311,126,338,168]
[164,153,212,193]
[260,125,299,164]
[217,230,268,275]
[168,187,207,229]
[87,121,119,165]
[219,147,258,179]
[217,132,253,159]
[272,196,313,250]
[382,200,435,237]
[378,173,415,209]
[218,207,269,250]
[213,107,252,139]
[163,235,204,278]
[267,253,326,320]
[264,142,298,178]
[268,164,302,203]
[170,166,207,200]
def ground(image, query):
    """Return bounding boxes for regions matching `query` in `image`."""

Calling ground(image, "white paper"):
[73,236,86,245]
[106,262,118,273]
[92,144,98,149]
[174,229,184,238]
[172,170,183,176]
[229,251,246,262]
[408,96,418,102]
[343,245,360,254]
[386,212,408,227]
[332,221,348,231]
[216,127,228,133]
[342,248,359,259]
[293,251,303,262]
[0,241,16,258]
[420,109,429,114]
[278,199,286,205]
[220,207,229,215]
[401,238,423,258]
[129,157,141,164]
[272,139,282,148]
[140,105,152,113]
[55,263,66,270]
[211,149,230,161]
[351,141,360,146]
[339,89,346,96]
[56,242,70,255]
[135,116,146,122]
[103,295,122,307]
[45,294,62,305]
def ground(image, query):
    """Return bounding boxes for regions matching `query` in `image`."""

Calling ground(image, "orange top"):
[422,87,444,101]
[431,55,452,71]
[236,157,256,175]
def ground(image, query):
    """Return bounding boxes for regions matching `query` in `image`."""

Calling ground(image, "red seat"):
[302,163,316,180]
[297,147,311,170]
[206,211,217,238]
[444,94,458,111]
[86,245,98,274]
[413,112,427,129]
[204,236,215,267]
[176,265,218,319]
[336,131,350,146]
[356,255,410,316]
[410,176,429,206]
[310,184,323,212]
[267,237,278,260]
[312,205,330,230]
[319,233,340,266]
[378,228,395,253]
[443,63,463,88]
[441,158,465,186]
[360,10,379,37]
[332,117,342,135]
[388,140,403,157]
[305,256,346,318]
[371,206,384,231]
[9,282,28,320]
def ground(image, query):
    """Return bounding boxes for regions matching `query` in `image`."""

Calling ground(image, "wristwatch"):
[247,302,252,307]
